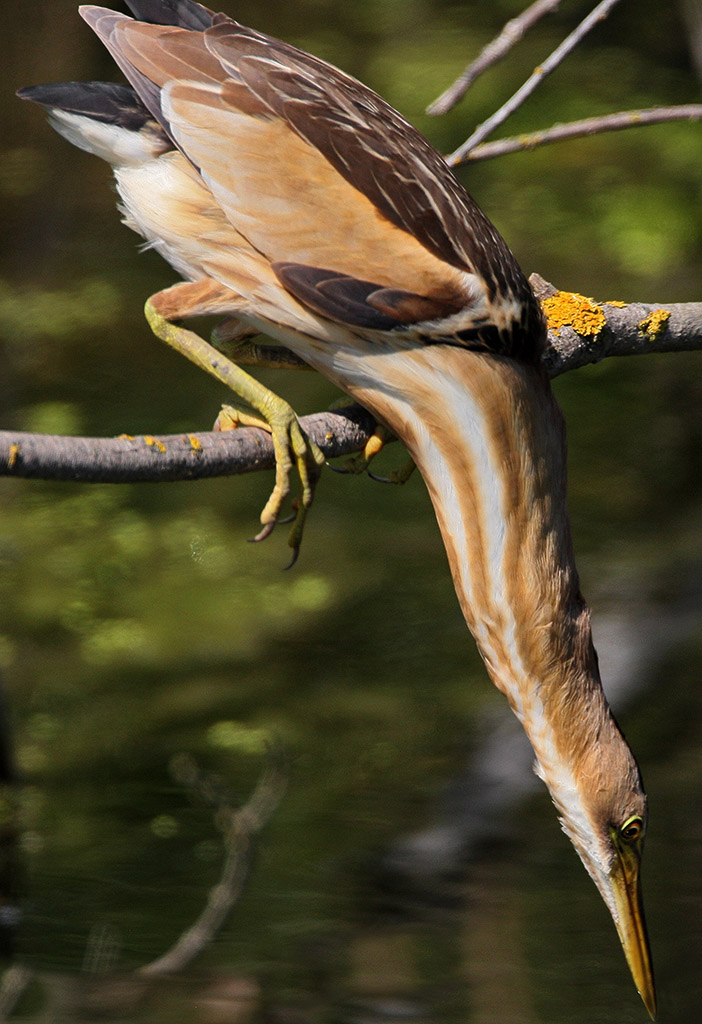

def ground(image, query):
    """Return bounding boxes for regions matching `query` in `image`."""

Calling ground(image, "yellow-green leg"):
[145,299,325,559]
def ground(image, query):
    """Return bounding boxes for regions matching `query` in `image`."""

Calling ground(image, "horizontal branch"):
[0,406,377,484]
[1,286,701,485]
[530,276,702,377]
[454,105,702,164]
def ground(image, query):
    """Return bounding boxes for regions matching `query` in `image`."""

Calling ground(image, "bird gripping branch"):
[19,2,656,1015]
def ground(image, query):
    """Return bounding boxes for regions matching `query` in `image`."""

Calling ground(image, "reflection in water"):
[0,562,700,1022]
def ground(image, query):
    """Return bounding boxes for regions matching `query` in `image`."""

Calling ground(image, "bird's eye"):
[619,815,644,843]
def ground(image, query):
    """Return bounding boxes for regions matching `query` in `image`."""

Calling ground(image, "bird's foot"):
[367,458,417,485]
[327,423,392,475]
[328,421,416,484]
[215,400,324,564]
[214,404,271,434]
[145,295,324,562]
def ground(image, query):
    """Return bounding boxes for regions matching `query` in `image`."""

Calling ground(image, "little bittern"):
[19,1,656,1016]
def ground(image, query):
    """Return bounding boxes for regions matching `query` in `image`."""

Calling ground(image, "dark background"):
[1,1,701,1021]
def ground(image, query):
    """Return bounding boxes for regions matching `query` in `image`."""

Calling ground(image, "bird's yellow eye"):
[619,815,644,843]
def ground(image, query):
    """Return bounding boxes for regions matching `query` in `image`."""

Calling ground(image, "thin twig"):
[454,104,702,163]
[447,0,623,165]
[428,0,562,116]
[139,748,288,976]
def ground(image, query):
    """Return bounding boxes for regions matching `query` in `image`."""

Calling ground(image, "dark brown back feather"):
[81,6,545,361]
[272,263,464,330]
[207,23,524,292]
[124,0,214,30]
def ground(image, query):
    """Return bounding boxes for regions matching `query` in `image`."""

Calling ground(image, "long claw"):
[367,460,417,485]
[249,522,276,544]
[326,460,355,475]
[250,401,324,557]
[283,543,300,571]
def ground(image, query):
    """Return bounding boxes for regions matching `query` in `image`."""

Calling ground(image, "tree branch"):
[1,287,701,485]
[530,276,702,377]
[139,748,287,977]
[446,0,623,164]
[0,406,377,485]
[453,104,702,164]
[427,0,562,116]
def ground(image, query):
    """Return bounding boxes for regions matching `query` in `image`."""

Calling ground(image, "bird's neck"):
[321,343,618,810]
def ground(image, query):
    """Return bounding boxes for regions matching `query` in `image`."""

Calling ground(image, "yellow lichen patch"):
[144,435,166,454]
[638,308,671,341]
[7,443,19,469]
[187,434,203,453]
[542,291,607,337]
[604,300,627,308]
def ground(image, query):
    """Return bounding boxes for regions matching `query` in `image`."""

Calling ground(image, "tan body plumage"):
[18,2,655,1016]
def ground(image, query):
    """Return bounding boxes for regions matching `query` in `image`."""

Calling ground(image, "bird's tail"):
[17,81,171,167]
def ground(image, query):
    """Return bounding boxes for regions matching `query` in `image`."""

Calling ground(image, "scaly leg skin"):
[145,294,325,562]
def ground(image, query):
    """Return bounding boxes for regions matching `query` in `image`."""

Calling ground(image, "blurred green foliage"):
[0,0,701,1020]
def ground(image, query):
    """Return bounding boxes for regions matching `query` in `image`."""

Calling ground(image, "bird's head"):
[541,715,656,1019]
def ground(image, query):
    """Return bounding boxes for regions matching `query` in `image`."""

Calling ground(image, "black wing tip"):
[16,85,38,102]
[16,81,155,134]
[124,0,215,30]
[18,80,131,104]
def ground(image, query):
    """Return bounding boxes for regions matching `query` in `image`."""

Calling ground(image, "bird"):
[18,1,656,1016]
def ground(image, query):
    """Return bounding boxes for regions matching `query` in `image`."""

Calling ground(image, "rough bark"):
[1,284,700,484]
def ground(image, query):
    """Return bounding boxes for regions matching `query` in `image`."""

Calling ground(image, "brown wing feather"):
[82,7,543,355]
[204,22,527,302]
[271,263,464,330]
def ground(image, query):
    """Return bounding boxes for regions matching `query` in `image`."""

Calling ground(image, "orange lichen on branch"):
[7,443,19,469]
[638,308,671,341]
[187,434,203,453]
[541,290,607,337]
[144,435,167,453]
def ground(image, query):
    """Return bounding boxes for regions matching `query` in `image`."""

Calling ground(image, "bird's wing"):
[81,7,539,352]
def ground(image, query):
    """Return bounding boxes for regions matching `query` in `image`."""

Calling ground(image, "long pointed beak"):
[607,841,657,1019]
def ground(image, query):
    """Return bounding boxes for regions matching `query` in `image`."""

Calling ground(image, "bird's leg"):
[212,316,317,435]
[145,282,325,559]
[213,323,417,484]
[212,318,416,484]
[212,317,312,372]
